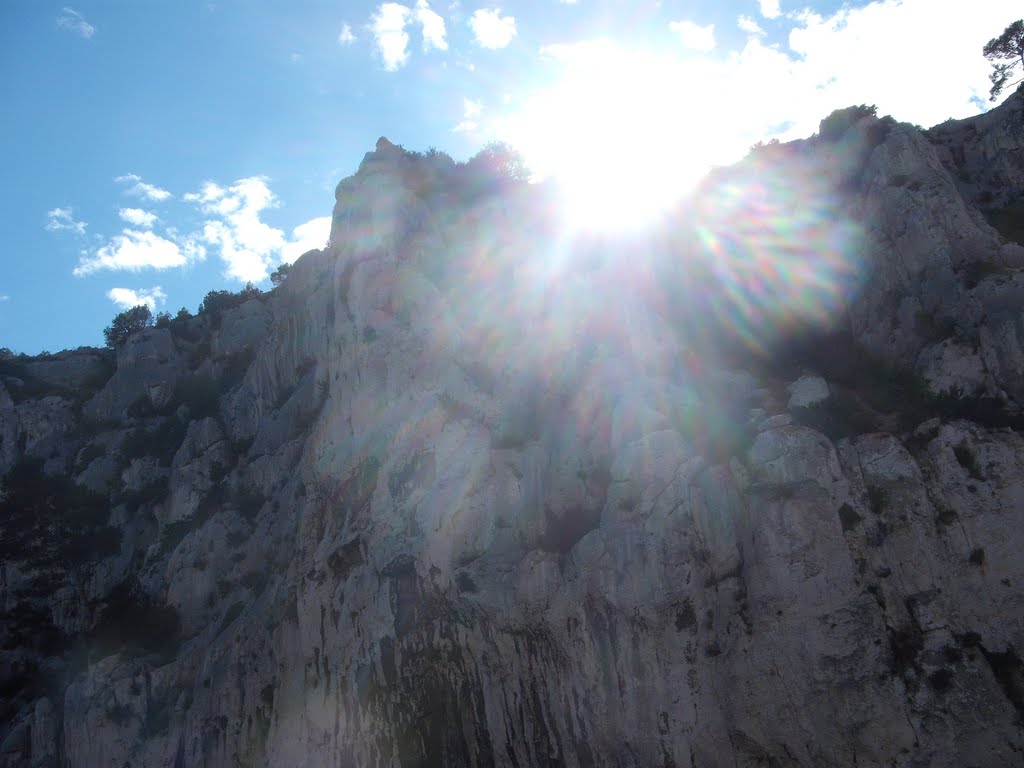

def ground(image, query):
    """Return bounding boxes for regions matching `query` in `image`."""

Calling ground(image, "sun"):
[502,41,739,232]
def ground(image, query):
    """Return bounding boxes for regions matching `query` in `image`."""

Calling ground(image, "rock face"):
[2,101,1024,768]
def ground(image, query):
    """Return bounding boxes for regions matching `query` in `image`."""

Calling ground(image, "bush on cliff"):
[818,104,878,142]
[103,305,153,348]
[197,282,262,318]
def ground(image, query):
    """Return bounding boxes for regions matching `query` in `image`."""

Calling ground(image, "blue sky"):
[1,0,1018,353]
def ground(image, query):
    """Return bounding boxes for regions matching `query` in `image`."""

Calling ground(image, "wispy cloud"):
[57,7,95,39]
[669,20,715,52]
[339,22,356,44]
[0,295,9,303]
[118,208,158,228]
[452,98,482,133]
[74,230,205,276]
[107,286,167,311]
[758,0,781,20]
[370,3,412,70]
[738,15,766,36]
[115,173,172,202]
[469,8,516,49]
[415,0,447,51]
[280,217,332,265]
[46,207,87,236]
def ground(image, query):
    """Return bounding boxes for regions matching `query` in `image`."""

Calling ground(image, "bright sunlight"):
[502,41,748,231]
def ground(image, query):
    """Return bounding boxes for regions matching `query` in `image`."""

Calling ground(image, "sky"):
[1,0,1019,354]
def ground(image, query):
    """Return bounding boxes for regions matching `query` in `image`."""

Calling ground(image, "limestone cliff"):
[2,98,1024,767]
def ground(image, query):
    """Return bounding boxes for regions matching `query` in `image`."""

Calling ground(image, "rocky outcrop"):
[83,328,182,423]
[3,97,1024,767]
[927,87,1024,209]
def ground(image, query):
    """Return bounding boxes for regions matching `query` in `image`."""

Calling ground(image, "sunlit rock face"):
[3,97,1024,768]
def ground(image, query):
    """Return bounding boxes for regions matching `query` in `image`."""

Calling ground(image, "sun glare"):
[503,42,742,231]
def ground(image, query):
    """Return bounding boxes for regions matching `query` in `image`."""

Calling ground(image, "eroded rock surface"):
[2,98,1024,768]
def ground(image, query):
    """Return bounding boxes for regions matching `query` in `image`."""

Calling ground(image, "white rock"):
[786,374,831,409]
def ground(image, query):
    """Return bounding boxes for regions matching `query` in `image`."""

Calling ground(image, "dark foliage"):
[121,416,188,466]
[92,581,182,662]
[983,199,1024,245]
[197,283,262,321]
[758,328,1024,439]
[176,374,221,420]
[103,305,153,348]
[818,104,878,142]
[451,142,530,199]
[0,458,119,568]
[837,503,863,532]
[270,263,291,287]
[984,20,1024,101]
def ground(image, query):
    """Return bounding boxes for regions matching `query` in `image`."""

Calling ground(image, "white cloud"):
[0,295,9,302]
[758,0,781,19]
[186,177,290,283]
[118,208,158,228]
[738,15,766,36]
[57,7,95,38]
[370,3,412,70]
[115,173,172,202]
[469,8,516,49]
[106,286,167,312]
[414,0,447,51]
[45,207,87,236]
[339,23,356,44]
[452,97,482,132]
[74,230,205,276]
[669,20,716,52]
[185,179,332,281]
[779,0,1018,126]
[281,217,332,264]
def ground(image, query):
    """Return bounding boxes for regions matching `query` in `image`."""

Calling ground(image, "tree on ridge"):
[103,305,153,348]
[984,20,1024,101]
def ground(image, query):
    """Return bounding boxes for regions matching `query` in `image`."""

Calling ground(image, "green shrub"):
[0,458,117,568]
[166,307,200,341]
[838,503,863,532]
[953,442,985,480]
[92,581,181,661]
[0,359,52,402]
[270,263,291,287]
[103,305,153,348]
[177,375,221,419]
[233,486,265,521]
[791,389,880,441]
[983,199,1024,245]
[197,283,262,323]
[157,517,196,557]
[451,141,530,199]
[121,417,188,466]
[119,476,168,510]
